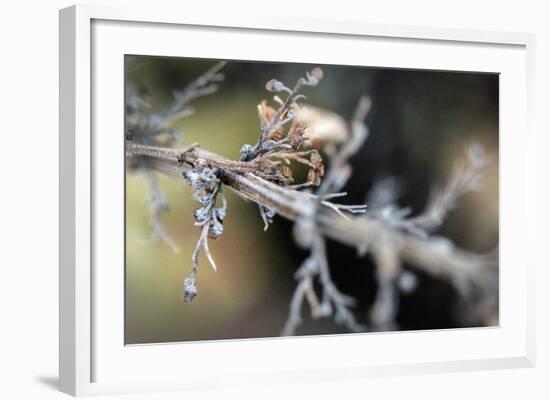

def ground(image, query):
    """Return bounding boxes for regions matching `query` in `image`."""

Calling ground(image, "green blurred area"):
[125,56,498,344]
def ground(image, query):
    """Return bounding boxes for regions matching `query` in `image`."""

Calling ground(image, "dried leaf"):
[307,168,322,186]
[281,165,294,180]
[286,121,307,147]
[310,150,324,172]
[258,100,285,140]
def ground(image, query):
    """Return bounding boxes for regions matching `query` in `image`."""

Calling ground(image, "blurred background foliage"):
[125,56,498,344]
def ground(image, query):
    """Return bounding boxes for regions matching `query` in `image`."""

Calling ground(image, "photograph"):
[124,56,499,345]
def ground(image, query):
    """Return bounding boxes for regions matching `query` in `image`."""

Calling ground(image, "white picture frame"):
[59,3,536,397]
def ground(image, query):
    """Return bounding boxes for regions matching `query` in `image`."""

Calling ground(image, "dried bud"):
[264,208,276,220]
[195,193,212,205]
[240,144,254,160]
[193,207,211,225]
[214,206,226,222]
[208,219,224,239]
[185,165,219,192]
[182,276,197,303]
[265,79,285,92]
[310,67,323,80]
[259,206,276,230]
[305,67,324,86]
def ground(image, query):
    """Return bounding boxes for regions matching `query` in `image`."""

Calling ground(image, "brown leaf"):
[286,121,307,147]
[257,100,285,141]
[281,165,294,180]
[307,168,322,186]
[310,150,325,177]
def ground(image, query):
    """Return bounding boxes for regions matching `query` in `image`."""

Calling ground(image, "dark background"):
[125,56,498,344]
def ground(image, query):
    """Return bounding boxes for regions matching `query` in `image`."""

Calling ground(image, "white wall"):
[0,0,547,400]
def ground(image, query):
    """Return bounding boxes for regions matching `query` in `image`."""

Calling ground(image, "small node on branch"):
[182,276,198,303]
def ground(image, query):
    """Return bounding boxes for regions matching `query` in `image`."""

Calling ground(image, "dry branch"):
[125,141,496,295]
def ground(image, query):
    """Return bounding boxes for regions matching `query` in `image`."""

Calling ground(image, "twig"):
[126,61,227,258]
[405,144,493,235]
[152,61,226,130]
[282,97,370,334]
[144,171,180,253]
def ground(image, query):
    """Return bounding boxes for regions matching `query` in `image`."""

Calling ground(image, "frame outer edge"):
[525,33,536,367]
[60,4,93,396]
[81,3,532,46]
[59,4,536,395]
[59,5,77,396]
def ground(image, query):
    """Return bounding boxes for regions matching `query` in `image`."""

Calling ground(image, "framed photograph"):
[59,4,536,396]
